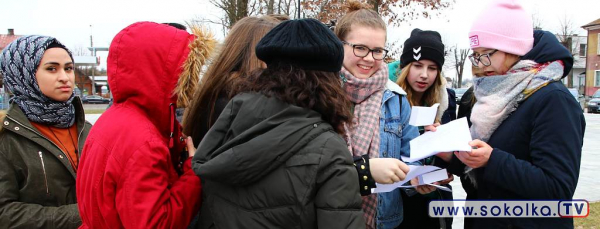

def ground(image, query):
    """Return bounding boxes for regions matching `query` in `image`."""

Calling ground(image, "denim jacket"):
[376,80,420,229]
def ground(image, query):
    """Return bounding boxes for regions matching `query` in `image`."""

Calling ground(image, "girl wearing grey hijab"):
[0,35,92,228]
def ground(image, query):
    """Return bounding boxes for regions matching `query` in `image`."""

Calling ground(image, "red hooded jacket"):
[76,22,201,229]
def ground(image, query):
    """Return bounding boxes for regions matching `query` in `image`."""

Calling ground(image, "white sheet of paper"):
[392,183,452,192]
[408,103,440,126]
[372,165,441,193]
[418,168,448,185]
[427,183,452,192]
[402,117,473,163]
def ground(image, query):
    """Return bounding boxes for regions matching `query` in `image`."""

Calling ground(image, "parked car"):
[587,90,600,114]
[82,95,110,104]
[454,88,469,103]
[567,88,581,100]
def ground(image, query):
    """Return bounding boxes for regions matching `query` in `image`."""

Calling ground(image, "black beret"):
[256,18,344,72]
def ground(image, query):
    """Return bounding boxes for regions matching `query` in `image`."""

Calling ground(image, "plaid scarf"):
[467,60,564,187]
[341,65,387,228]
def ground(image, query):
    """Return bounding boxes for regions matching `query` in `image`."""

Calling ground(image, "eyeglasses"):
[342,41,388,60]
[468,49,498,67]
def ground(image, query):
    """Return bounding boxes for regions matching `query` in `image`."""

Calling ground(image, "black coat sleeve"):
[316,136,365,228]
[483,89,585,199]
[353,155,376,196]
[457,86,474,127]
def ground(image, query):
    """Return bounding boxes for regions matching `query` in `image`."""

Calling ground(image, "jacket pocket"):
[381,119,403,158]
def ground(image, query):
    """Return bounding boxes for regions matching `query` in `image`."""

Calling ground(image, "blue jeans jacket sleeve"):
[399,95,420,163]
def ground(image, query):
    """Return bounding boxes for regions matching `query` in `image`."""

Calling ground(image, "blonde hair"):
[396,62,444,108]
[334,1,386,41]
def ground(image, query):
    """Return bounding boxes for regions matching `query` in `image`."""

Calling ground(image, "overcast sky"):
[1,0,598,82]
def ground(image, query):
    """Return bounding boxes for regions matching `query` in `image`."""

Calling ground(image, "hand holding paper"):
[402,117,473,163]
[372,166,450,193]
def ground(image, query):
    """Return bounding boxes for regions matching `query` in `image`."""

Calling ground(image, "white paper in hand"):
[408,103,440,126]
[402,117,472,163]
[372,165,441,193]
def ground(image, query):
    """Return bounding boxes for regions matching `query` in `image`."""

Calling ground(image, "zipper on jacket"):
[77,122,85,155]
[38,151,49,194]
[7,117,72,161]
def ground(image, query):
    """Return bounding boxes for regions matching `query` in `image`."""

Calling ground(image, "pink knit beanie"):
[468,0,533,56]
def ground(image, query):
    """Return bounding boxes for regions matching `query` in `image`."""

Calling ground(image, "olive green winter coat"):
[0,97,91,229]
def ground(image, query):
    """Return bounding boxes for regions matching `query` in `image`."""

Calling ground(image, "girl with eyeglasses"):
[393,28,456,229]
[434,0,585,228]
[0,36,92,228]
[334,1,420,228]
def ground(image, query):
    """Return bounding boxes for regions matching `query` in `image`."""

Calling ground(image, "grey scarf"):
[467,60,564,186]
[0,35,76,128]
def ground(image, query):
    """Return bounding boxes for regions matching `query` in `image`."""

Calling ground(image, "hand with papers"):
[372,165,452,193]
[410,171,453,194]
[370,158,410,184]
[454,139,493,168]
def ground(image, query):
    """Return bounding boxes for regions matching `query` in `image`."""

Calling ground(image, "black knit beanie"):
[255,18,344,72]
[400,28,445,69]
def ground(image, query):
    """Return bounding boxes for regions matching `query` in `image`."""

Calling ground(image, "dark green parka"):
[0,97,91,229]
[192,93,365,229]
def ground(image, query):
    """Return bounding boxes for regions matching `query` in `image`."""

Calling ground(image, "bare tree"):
[209,0,250,28]
[71,45,90,56]
[444,45,469,88]
[207,0,453,31]
[556,14,578,87]
[209,0,299,28]
[454,48,469,88]
[301,0,453,27]
[531,9,544,30]
[384,40,402,63]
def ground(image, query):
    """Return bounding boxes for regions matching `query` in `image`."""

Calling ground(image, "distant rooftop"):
[582,18,600,29]
[0,29,21,50]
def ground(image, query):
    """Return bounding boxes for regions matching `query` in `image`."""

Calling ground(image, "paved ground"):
[85,112,600,228]
[83,103,110,110]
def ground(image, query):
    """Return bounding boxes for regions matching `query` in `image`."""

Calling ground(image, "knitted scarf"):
[0,35,75,128]
[341,65,387,229]
[467,60,564,185]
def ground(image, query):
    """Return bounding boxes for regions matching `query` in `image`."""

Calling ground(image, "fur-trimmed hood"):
[107,22,215,139]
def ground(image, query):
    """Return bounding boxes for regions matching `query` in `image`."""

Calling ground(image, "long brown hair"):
[183,16,279,140]
[233,64,352,134]
[396,62,444,107]
[334,1,386,41]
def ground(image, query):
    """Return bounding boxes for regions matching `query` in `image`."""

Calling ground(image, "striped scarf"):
[0,35,76,128]
[341,65,387,228]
